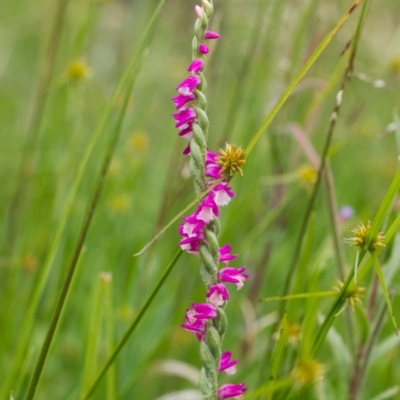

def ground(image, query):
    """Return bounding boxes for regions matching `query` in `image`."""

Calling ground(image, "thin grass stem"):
[23,76,136,400]
[81,249,183,400]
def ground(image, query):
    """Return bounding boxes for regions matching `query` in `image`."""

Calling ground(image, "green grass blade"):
[3,3,165,398]
[80,274,104,397]
[23,70,138,400]
[348,214,400,292]
[312,172,400,356]
[269,312,287,400]
[245,0,363,157]
[81,249,183,400]
[102,274,117,400]
[260,291,337,302]
[299,267,321,360]
[135,1,364,257]
[369,168,400,243]
[370,251,398,335]
[245,377,294,399]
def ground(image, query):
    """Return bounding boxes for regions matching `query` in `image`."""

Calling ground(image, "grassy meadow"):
[1,0,400,399]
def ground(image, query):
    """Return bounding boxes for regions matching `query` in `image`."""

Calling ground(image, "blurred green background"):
[1,0,400,399]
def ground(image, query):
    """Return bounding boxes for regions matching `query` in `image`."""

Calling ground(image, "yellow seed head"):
[274,321,301,345]
[216,143,246,176]
[286,322,301,345]
[109,194,130,213]
[293,359,325,387]
[344,220,385,252]
[297,165,317,185]
[129,131,149,151]
[66,60,91,83]
[335,280,365,309]
[390,55,400,73]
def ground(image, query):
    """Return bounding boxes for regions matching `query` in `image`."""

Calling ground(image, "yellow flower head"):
[216,143,246,177]
[390,55,400,74]
[297,165,317,185]
[274,321,301,346]
[344,220,385,252]
[109,194,130,213]
[129,131,149,151]
[286,322,301,345]
[293,359,325,387]
[66,59,91,83]
[335,280,365,309]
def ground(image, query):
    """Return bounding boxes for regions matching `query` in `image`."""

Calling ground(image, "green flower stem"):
[312,207,400,357]
[134,177,225,256]
[279,0,365,302]
[81,249,182,400]
[311,248,368,358]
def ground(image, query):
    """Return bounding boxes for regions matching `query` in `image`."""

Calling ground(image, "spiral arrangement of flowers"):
[171,1,248,399]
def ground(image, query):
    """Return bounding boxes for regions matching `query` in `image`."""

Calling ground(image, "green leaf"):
[370,251,398,335]
[245,0,364,156]
[81,249,182,400]
[269,312,287,400]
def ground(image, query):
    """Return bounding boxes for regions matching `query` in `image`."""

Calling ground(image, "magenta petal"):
[176,75,201,95]
[219,244,237,264]
[171,93,196,110]
[188,58,204,73]
[219,267,249,290]
[196,194,219,223]
[206,284,229,307]
[172,108,197,128]
[182,143,191,155]
[204,30,220,39]
[199,44,209,54]
[218,383,247,399]
[191,302,217,319]
[219,351,238,375]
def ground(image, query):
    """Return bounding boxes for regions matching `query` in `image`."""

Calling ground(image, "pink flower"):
[205,150,222,179]
[179,235,203,255]
[179,213,206,238]
[218,244,237,264]
[188,59,204,73]
[191,302,217,319]
[211,182,235,206]
[206,284,229,307]
[178,123,193,140]
[204,31,220,39]
[182,143,191,155]
[176,75,201,96]
[195,5,203,18]
[180,302,217,340]
[199,44,209,54]
[172,108,197,128]
[219,351,238,375]
[171,93,196,110]
[339,205,354,221]
[219,267,249,290]
[196,194,219,223]
[181,316,206,341]
[218,383,247,399]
